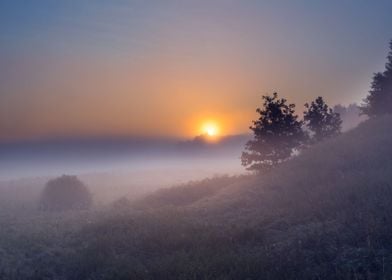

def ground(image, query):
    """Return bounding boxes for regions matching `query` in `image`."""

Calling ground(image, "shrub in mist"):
[39,175,92,211]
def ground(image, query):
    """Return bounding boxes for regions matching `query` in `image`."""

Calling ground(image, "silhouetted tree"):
[361,40,392,116]
[304,96,342,142]
[40,175,92,211]
[241,92,307,171]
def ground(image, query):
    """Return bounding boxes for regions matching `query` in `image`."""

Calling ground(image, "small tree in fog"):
[241,92,307,171]
[40,175,92,211]
[361,40,392,116]
[304,96,342,142]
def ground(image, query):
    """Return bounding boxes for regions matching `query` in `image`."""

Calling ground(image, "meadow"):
[0,116,391,279]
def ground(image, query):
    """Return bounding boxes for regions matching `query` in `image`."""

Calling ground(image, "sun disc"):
[202,122,219,137]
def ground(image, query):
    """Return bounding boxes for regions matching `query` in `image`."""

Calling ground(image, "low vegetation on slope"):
[1,116,392,279]
[62,115,392,279]
[193,114,392,222]
[133,175,238,209]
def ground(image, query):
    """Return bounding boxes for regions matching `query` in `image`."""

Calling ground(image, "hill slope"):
[67,116,392,279]
[3,116,392,280]
[139,115,392,227]
[192,114,392,223]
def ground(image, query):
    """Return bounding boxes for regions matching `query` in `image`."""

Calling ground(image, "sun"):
[202,122,219,137]
[206,125,217,136]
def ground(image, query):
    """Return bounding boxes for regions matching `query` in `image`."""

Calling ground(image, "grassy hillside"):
[62,116,392,279]
[1,116,392,279]
[139,115,392,225]
[194,114,392,223]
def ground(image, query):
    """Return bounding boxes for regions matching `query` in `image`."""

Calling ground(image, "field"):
[1,116,392,279]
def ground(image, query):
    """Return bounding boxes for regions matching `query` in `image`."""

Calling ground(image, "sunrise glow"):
[202,122,220,137]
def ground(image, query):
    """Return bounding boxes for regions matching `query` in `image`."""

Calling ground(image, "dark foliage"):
[361,40,392,116]
[304,96,342,142]
[241,92,307,171]
[39,175,92,211]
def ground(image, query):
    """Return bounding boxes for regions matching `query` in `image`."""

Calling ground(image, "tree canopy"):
[241,92,307,171]
[304,96,342,142]
[361,40,392,116]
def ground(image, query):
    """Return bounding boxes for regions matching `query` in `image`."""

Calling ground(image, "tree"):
[241,92,307,171]
[304,96,342,142]
[40,175,92,211]
[361,40,392,116]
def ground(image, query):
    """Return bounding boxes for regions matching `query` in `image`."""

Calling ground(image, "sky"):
[0,0,391,142]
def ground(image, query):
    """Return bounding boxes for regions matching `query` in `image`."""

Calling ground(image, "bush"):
[39,175,92,211]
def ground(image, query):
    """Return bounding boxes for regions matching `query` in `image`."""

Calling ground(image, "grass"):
[1,115,392,279]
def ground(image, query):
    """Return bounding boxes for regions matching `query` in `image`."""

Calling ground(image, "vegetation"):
[1,41,391,279]
[241,92,307,170]
[242,92,342,171]
[39,175,92,211]
[362,40,392,116]
[1,116,392,279]
[134,176,234,209]
[304,96,342,142]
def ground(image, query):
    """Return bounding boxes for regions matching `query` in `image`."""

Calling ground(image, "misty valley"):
[1,1,392,279]
[1,109,392,279]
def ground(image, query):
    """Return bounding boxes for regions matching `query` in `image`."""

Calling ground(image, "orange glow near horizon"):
[200,121,220,137]
[184,112,250,139]
[0,1,381,143]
